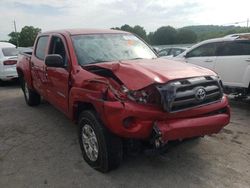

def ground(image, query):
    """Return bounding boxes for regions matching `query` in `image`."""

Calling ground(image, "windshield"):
[2,47,18,57]
[71,34,157,65]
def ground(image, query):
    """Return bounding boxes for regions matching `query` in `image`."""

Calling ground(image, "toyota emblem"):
[195,88,206,101]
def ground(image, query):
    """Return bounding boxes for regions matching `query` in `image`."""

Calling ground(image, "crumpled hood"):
[89,58,216,90]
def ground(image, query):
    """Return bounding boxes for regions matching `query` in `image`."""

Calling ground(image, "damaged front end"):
[82,65,162,106]
[80,65,230,148]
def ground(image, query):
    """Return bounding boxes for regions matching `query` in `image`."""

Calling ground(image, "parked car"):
[17,29,230,172]
[223,32,250,39]
[158,47,187,58]
[0,42,18,84]
[174,34,250,97]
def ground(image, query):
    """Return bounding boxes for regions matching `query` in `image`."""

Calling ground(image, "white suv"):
[174,34,250,96]
[0,42,18,84]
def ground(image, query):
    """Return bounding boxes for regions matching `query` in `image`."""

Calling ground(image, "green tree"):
[111,27,120,30]
[120,24,134,33]
[147,32,154,44]
[8,32,20,46]
[18,26,41,47]
[151,26,177,45]
[176,29,197,44]
[112,24,148,42]
[132,25,148,42]
[8,26,41,47]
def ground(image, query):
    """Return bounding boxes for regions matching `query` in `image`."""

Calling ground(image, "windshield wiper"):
[128,57,143,60]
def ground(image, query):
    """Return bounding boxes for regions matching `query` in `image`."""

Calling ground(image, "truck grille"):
[156,76,223,112]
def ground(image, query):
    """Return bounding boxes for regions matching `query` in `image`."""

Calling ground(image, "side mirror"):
[45,54,64,68]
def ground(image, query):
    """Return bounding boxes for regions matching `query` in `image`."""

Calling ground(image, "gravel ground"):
[0,82,249,188]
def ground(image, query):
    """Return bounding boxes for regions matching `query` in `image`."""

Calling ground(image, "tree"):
[133,25,148,42]
[8,32,20,46]
[120,24,134,33]
[176,29,197,44]
[147,32,154,44]
[111,27,121,30]
[8,26,41,47]
[151,26,177,45]
[112,24,148,42]
[19,26,41,47]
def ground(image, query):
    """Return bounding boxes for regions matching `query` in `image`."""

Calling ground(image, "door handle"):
[30,62,34,67]
[245,59,250,62]
[204,59,213,62]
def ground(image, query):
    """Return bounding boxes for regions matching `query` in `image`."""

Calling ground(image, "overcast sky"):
[0,0,250,40]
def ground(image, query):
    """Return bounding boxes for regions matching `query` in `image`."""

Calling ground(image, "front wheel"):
[78,110,123,172]
[21,79,40,106]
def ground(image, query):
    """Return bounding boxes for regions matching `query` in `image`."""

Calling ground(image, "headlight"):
[127,90,148,103]
[121,85,160,104]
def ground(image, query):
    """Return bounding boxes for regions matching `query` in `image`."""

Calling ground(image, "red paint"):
[95,59,216,90]
[17,29,231,144]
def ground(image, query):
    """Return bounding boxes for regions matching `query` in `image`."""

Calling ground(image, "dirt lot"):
[0,82,249,188]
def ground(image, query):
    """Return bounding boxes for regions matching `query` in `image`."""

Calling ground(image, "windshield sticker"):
[123,35,139,41]
[127,40,135,45]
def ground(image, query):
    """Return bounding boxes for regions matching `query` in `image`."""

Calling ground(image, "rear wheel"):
[78,110,123,172]
[21,79,40,106]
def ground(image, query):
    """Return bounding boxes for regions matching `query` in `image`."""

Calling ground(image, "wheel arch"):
[74,101,97,122]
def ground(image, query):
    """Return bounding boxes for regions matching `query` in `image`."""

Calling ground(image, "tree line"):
[112,24,197,45]
[5,24,250,47]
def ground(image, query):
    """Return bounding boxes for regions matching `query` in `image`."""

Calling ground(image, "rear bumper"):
[102,96,230,142]
[0,68,18,81]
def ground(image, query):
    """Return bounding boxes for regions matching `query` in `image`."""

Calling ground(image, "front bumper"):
[154,112,229,143]
[102,96,230,142]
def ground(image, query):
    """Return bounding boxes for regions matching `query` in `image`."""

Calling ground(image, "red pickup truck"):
[17,29,230,172]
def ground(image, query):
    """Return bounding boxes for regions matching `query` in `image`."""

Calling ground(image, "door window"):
[217,41,250,56]
[49,36,68,66]
[35,36,49,60]
[2,48,18,57]
[187,43,216,57]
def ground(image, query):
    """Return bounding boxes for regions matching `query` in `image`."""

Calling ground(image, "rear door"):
[185,43,217,71]
[45,35,70,114]
[31,36,49,97]
[215,40,250,88]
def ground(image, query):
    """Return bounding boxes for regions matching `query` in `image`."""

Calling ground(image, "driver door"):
[45,35,70,114]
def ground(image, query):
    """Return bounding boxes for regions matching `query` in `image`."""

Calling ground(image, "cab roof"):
[42,28,129,36]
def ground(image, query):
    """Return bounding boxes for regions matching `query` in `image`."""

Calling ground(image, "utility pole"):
[247,18,249,28]
[13,20,19,47]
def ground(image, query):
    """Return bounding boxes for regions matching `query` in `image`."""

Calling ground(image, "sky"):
[0,0,250,40]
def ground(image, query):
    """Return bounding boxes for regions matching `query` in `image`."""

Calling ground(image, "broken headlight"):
[121,85,161,104]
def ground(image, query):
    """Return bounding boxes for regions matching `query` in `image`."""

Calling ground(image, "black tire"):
[0,80,5,87]
[78,110,123,173]
[21,78,40,106]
